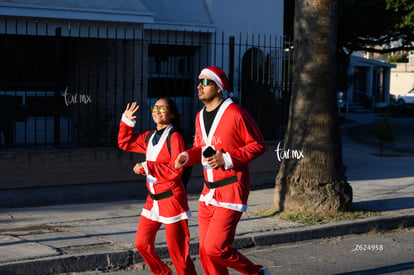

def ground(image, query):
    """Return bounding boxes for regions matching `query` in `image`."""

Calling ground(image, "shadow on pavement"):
[333,260,414,275]
[353,197,414,211]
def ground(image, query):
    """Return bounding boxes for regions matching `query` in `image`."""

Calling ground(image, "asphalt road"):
[240,228,414,275]
[64,228,414,275]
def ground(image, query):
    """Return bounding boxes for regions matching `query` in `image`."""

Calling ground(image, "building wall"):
[205,0,284,80]
[207,0,283,36]
[0,148,142,190]
[0,142,277,207]
[390,58,414,96]
[346,55,396,109]
[391,71,414,96]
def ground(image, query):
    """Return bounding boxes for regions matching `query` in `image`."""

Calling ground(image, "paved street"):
[68,228,414,275]
[235,227,414,275]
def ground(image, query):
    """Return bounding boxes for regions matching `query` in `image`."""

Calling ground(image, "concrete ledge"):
[0,181,147,208]
[1,171,275,208]
[253,213,414,246]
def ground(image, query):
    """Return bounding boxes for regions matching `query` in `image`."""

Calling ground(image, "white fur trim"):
[121,113,136,127]
[200,68,224,92]
[222,152,233,170]
[199,196,247,212]
[142,161,148,175]
[141,208,192,224]
[200,98,233,146]
[178,152,189,166]
[146,124,174,161]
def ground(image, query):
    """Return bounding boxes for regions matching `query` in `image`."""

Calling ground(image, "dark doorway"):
[241,48,281,140]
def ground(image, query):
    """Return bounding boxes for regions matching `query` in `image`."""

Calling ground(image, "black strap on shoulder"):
[145,129,156,146]
[166,128,176,155]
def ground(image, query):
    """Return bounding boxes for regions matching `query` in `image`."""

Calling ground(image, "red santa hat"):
[199,66,229,93]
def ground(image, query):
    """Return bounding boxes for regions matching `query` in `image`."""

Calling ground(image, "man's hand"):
[133,162,143,175]
[175,154,188,169]
[124,102,139,121]
[205,150,225,169]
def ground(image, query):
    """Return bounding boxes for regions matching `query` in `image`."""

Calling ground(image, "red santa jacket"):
[184,98,266,212]
[118,116,191,224]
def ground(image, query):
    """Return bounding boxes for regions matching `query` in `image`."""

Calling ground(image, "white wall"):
[203,0,284,94]
[390,71,414,96]
[389,53,414,96]
[206,0,283,36]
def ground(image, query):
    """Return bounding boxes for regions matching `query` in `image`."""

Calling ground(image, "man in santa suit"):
[175,66,270,275]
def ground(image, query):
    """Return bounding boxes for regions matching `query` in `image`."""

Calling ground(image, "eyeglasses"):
[150,105,169,113]
[198,78,216,87]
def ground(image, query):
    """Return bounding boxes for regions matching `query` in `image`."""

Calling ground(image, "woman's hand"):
[133,162,143,174]
[124,102,140,121]
[175,154,188,169]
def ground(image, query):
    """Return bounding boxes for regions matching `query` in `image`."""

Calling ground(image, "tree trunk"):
[274,0,352,213]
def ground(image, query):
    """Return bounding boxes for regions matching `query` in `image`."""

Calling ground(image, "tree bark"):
[274,0,352,213]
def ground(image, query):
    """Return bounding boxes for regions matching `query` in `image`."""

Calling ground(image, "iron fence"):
[0,18,292,150]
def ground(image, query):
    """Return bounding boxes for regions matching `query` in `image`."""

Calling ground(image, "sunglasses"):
[150,105,169,113]
[199,78,216,87]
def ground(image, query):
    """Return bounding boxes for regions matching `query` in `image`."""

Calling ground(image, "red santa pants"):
[198,202,263,275]
[135,216,197,275]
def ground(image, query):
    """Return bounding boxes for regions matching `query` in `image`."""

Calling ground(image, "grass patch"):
[249,208,382,225]
[367,225,386,234]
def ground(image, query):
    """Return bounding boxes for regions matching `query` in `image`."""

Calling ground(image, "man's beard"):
[199,92,221,104]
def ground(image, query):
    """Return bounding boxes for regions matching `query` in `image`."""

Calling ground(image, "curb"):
[251,213,414,246]
[1,213,413,275]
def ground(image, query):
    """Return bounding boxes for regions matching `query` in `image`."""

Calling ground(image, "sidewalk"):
[1,113,414,275]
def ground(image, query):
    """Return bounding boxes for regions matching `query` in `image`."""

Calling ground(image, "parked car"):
[397,88,414,104]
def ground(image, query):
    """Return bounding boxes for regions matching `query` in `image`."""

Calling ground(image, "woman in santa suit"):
[175,67,269,275]
[118,97,197,275]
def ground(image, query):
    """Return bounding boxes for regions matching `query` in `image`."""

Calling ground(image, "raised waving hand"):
[124,102,140,121]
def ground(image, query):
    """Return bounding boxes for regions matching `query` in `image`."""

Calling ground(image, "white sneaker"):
[259,268,270,275]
